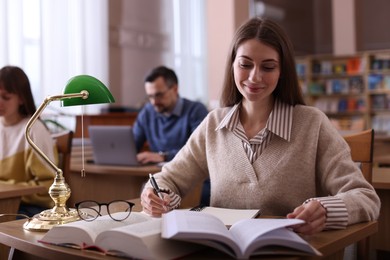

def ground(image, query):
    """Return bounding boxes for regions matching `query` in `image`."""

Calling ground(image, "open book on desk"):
[39,212,199,260]
[190,205,260,226]
[162,210,322,259]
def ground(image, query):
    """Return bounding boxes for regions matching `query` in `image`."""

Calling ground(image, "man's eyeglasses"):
[147,88,171,100]
[75,200,135,221]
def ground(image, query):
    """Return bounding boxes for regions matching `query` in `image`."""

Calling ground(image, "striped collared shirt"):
[216,99,293,163]
[216,99,348,229]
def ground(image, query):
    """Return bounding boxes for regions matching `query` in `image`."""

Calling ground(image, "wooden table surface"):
[0,183,45,199]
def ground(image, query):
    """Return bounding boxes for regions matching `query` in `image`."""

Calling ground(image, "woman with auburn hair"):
[0,65,57,217]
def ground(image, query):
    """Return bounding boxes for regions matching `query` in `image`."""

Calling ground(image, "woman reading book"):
[140,18,380,235]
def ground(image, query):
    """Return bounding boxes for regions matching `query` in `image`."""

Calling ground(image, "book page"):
[162,210,242,257]
[96,218,201,260]
[95,219,161,259]
[40,212,152,247]
[229,218,309,256]
[197,207,260,226]
[246,228,321,257]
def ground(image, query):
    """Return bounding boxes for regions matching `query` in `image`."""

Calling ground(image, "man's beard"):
[154,105,168,114]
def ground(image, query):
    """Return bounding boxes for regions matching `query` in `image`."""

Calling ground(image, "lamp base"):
[23,208,80,231]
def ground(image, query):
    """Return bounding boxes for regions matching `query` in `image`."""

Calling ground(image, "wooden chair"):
[51,131,74,177]
[343,129,374,184]
[343,129,374,260]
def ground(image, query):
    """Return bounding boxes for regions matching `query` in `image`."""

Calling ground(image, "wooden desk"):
[0,213,378,260]
[0,183,46,221]
[68,146,202,209]
[0,183,46,259]
[67,145,160,208]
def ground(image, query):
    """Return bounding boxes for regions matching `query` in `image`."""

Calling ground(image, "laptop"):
[88,125,141,166]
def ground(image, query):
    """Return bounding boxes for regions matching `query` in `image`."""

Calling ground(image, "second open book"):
[162,210,322,259]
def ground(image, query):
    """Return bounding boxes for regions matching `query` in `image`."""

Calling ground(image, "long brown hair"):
[0,66,36,117]
[220,18,305,107]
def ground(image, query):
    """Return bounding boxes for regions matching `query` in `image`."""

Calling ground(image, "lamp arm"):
[25,91,88,175]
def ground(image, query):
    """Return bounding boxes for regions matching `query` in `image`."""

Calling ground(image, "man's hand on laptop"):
[137,151,165,164]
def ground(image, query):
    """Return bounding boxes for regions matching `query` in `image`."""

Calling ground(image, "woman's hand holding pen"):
[140,187,170,217]
[286,200,326,235]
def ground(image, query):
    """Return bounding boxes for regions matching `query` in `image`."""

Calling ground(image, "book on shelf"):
[321,61,333,75]
[333,62,347,75]
[325,79,349,94]
[312,62,322,75]
[347,98,357,112]
[372,114,390,135]
[368,74,383,90]
[162,210,321,259]
[295,63,306,77]
[331,117,365,132]
[308,82,325,95]
[371,94,388,110]
[190,205,260,226]
[39,212,199,260]
[314,97,365,114]
[370,54,390,70]
[349,77,364,94]
[384,75,390,89]
[346,57,363,74]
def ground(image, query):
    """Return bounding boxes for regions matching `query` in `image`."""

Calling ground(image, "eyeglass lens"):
[76,200,133,221]
[147,89,169,100]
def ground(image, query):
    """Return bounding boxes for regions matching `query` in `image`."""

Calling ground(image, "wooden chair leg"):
[357,238,370,260]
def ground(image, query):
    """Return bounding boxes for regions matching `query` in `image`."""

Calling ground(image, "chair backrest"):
[51,131,73,177]
[343,129,374,184]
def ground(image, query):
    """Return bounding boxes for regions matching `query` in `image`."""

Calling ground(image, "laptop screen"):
[88,125,140,166]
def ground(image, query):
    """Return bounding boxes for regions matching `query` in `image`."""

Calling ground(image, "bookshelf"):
[367,51,390,137]
[296,50,390,136]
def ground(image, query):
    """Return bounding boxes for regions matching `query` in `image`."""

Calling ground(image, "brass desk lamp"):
[24,75,115,231]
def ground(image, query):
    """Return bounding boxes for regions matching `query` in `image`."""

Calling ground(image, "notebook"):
[88,125,141,166]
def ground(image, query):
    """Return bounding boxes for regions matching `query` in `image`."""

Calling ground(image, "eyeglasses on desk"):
[75,200,135,221]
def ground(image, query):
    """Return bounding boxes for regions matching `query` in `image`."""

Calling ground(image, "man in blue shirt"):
[133,66,210,204]
[133,66,208,163]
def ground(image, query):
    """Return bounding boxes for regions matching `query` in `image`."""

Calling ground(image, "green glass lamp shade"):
[61,75,115,106]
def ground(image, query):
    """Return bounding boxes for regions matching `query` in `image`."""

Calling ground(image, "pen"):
[149,173,165,201]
